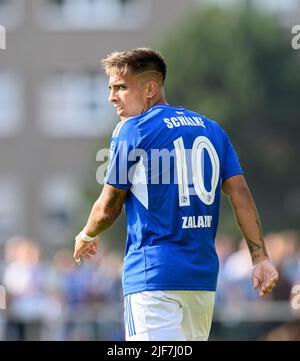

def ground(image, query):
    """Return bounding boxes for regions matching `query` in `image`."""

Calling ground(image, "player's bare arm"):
[222,174,267,264]
[73,184,128,264]
[222,174,279,296]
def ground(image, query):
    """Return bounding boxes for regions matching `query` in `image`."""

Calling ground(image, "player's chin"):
[116,108,126,117]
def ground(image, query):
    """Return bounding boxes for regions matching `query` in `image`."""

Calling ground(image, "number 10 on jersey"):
[173,136,220,206]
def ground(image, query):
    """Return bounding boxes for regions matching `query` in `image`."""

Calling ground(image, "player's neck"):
[120,97,168,121]
[144,96,168,113]
[151,96,167,107]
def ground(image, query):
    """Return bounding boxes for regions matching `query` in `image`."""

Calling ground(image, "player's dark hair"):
[101,47,167,84]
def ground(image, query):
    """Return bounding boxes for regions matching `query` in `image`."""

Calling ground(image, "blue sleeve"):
[104,120,141,190]
[221,128,244,182]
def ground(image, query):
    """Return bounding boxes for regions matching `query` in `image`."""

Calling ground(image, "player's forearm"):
[82,185,127,238]
[229,185,269,265]
[83,200,120,238]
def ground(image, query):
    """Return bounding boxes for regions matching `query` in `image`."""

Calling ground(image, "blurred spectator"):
[0,230,298,340]
[216,238,258,305]
[217,231,297,305]
[215,234,237,265]
[262,231,297,301]
[2,236,61,340]
[212,230,300,340]
[49,245,123,340]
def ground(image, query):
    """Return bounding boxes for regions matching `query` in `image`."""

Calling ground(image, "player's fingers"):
[260,281,276,296]
[265,279,276,289]
[88,246,97,255]
[266,281,276,292]
[73,252,80,263]
[260,289,270,297]
[74,246,84,262]
[270,274,279,283]
[252,276,260,289]
[260,286,270,296]
[73,252,81,265]
[263,275,278,290]
[83,249,94,257]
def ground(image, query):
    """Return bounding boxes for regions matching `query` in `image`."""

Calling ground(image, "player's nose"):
[109,89,118,103]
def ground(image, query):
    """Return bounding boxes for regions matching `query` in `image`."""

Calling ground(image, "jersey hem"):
[123,284,217,297]
[222,170,244,183]
[104,180,130,190]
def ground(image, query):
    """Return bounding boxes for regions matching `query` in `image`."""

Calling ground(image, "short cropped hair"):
[101,47,167,83]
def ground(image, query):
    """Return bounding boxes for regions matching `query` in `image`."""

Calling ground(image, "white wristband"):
[80,228,97,242]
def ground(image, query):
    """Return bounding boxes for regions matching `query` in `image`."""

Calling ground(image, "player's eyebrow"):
[108,82,127,89]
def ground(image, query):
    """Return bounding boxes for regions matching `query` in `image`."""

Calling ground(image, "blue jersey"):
[104,104,243,296]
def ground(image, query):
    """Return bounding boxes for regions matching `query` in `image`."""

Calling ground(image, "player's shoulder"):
[147,104,226,137]
[119,104,181,134]
[138,104,178,124]
[110,105,168,141]
[111,116,139,139]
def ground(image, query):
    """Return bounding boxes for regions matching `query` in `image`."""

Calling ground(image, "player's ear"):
[145,80,158,99]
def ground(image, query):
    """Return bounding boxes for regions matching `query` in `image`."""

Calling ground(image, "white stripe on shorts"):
[125,294,136,337]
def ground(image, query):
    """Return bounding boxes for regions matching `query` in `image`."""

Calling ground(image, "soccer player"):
[73,48,279,341]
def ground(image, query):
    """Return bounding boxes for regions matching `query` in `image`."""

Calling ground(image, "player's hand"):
[73,233,98,265]
[252,259,279,297]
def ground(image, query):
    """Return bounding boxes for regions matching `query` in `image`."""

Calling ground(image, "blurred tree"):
[159,5,300,236]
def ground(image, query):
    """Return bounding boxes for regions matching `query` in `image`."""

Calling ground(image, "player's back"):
[105,104,243,296]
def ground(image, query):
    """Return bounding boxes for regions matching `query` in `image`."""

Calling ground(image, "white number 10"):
[173,136,220,206]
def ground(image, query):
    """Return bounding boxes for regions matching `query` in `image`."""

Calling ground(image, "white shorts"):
[124,290,215,341]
